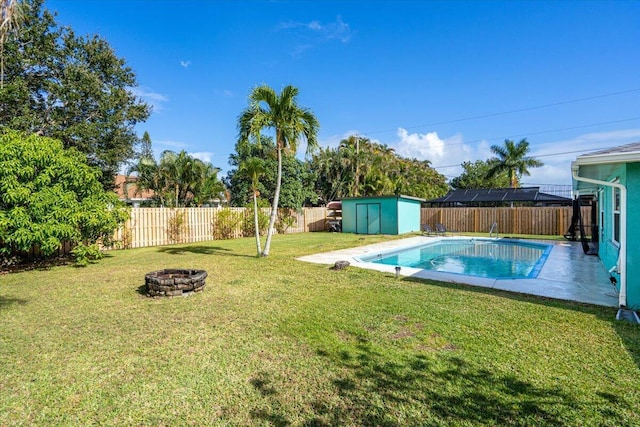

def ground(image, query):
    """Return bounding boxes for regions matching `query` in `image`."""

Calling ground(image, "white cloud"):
[308,21,322,31]
[395,128,446,159]
[190,151,214,164]
[155,140,190,151]
[523,128,640,185]
[180,60,191,68]
[131,87,169,112]
[533,129,640,159]
[215,89,234,98]
[524,163,572,187]
[276,16,353,57]
[393,128,476,178]
[322,16,352,43]
[276,17,351,42]
[318,130,362,149]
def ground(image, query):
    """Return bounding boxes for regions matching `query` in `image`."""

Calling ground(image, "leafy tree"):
[238,84,319,256]
[0,0,150,187]
[0,130,128,262]
[239,157,266,256]
[450,159,511,190]
[0,0,26,88]
[308,145,345,203]
[486,138,544,188]
[127,156,167,207]
[138,131,154,161]
[226,137,316,208]
[308,136,448,202]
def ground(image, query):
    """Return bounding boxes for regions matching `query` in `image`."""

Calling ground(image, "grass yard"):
[1,232,639,426]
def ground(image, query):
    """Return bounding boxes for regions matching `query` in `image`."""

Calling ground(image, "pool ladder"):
[489,222,499,238]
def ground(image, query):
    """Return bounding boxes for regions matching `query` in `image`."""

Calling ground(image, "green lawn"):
[1,233,639,426]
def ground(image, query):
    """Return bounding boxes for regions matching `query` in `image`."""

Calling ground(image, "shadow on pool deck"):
[297,236,618,308]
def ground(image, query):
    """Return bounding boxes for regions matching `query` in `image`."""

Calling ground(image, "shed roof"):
[342,195,426,202]
[426,187,572,205]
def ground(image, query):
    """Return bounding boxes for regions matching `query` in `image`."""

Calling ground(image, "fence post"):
[304,208,308,232]
[474,209,479,233]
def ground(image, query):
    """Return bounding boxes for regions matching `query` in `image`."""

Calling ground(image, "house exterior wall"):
[625,163,640,309]
[595,163,640,309]
[342,196,422,235]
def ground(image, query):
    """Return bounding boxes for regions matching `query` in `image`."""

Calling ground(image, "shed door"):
[356,203,381,234]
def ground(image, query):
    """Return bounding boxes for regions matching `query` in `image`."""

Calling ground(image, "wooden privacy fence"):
[113,207,328,249]
[421,206,591,236]
[7,206,589,258]
[113,206,585,250]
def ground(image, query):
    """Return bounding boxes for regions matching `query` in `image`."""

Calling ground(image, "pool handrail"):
[489,222,499,238]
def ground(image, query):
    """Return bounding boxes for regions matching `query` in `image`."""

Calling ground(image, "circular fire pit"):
[145,269,207,297]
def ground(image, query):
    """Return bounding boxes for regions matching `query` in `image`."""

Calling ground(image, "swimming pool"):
[358,239,552,279]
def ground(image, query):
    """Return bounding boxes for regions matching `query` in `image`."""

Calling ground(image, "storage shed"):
[341,195,425,235]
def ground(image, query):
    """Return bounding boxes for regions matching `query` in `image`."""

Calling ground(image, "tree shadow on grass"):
[249,371,291,427]
[155,244,255,258]
[400,275,640,371]
[305,341,595,426]
[247,337,594,426]
[0,296,27,309]
[610,317,640,370]
[1,256,71,274]
[135,285,148,296]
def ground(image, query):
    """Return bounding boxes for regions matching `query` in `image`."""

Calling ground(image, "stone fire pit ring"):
[145,269,207,297]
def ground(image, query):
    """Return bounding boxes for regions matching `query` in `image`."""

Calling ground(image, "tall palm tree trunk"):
[253,190,262,256]
[262,144,282,256]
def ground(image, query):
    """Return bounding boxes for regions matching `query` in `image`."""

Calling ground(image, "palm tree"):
[192,161,225,207]
[338,135,367,197]
[239,157,266,256]
[0,0,25,88]
[129,150,224,208]
[486,138,543,188]
[158,150,203,207]
[238,84,319,256]
[127,155,167,206]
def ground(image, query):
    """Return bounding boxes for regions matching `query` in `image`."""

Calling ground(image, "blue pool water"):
[359,239,552,279]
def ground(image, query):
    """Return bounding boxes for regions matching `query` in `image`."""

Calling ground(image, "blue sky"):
[47,0,640,187]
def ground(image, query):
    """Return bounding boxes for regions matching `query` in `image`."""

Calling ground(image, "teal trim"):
[527,242,553,278]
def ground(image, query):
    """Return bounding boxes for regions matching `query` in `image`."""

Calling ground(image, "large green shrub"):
[242,200,270,237]
[212,208,243,240]
[0,130,129,260]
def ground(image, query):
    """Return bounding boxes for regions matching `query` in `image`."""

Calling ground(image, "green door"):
[356,203,381,234]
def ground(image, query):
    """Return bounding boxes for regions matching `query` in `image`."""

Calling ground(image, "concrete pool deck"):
[297,236,619,307]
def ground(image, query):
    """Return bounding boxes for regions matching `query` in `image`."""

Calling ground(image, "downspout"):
[571,164,627,308]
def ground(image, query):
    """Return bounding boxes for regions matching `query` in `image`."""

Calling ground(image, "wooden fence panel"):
[115,207,331,250]
[421,206,581,236]
[13,205,596,257]
[305,207,330,232]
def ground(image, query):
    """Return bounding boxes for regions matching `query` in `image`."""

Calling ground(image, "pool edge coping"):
[296,235,618,308]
